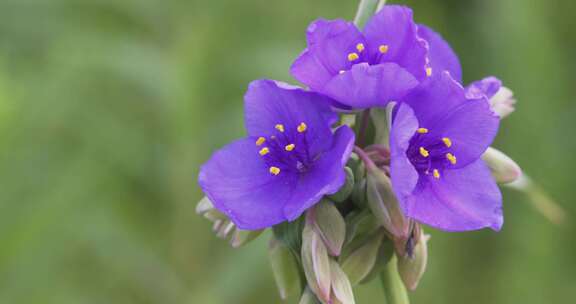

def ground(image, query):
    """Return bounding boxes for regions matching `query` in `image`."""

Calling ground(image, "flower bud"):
[397,230,430,291]
[230,229,263,248]
[329,167,355,202]
[196,196,227,222]
[482,147,522,184]
[302,220,332,302]
[299,288,320,304]
[268,237,301,300]
[329,259,356,304]
[490,86,516,118]
[311,199,346,256]
[341,231,384,285]
[365,168,409,239]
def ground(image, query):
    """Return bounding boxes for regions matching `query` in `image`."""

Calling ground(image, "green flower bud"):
[230,229,263,248]
[341,230,384,285]
[397,230,429,291]
[302,219,332,302]
[299,288,320,304]
[268,237,301,300]
[329,259,356,304]
[329,167,355,202]
[482,147,522,184]
[310,199,346,256]
[366,167,409,239]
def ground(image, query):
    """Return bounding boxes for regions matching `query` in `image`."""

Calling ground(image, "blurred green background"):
[0,0,574,303]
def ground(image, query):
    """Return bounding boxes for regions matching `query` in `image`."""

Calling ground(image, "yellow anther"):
[275,124,285,132]
[417,127,429,134]
[442,137,452,148]
[297,122,307,133]
[426,67,433,77]
[433,169,440,179]
[378,45,389,54]
[446,153,457,165]
[269,166,281,175]
[347,52,359,61]
[419,147,430,158]
[285,144,295,151]
[356,43,365,52]
[259,147,270,156]
[256,137,266,146]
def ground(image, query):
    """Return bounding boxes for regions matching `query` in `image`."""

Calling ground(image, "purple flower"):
[290,5,427,108]
[198,80,355,230]
[390,72,503,232]
[466,77,516,118]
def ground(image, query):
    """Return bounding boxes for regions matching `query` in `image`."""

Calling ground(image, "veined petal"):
[198,138,297,230]
[244,80,337,153]
[322,63,419,108]
[284,126,355,220]
[291,19,366,90]
[431,96,500,168]
[390,104,420,200]
[363,5,428,80]
[403,160,503,232]
[417,24,462,82]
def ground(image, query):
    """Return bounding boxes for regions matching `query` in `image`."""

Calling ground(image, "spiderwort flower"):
[290,5,427,108]
[390,72,503,231]
[198,80,355,230]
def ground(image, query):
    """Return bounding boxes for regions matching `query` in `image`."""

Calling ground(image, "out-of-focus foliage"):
[0,0,574,303]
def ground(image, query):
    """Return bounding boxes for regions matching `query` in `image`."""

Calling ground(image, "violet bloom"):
[290,5,428,108]
[198,80,355,230]
[390,72,502,231]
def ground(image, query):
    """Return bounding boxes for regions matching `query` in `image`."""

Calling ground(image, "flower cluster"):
[197,4,523,304]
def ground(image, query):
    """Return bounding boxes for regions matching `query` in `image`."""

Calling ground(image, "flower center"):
[255,122,312,175]
[406,127,457,179]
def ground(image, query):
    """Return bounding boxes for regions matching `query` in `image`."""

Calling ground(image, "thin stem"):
[377,0,388,11]
[353,146,377,171]
[380,254,410,304]
[356,109,371,147]
[353,0,380,28]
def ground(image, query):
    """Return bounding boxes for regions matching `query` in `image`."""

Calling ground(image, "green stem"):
[353,0,380,28]
[380,255,410,304]
[377,0,388,12]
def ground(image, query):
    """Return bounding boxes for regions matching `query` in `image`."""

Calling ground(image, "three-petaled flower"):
[198,80,355,230]
[390,72,503,231]
[291,5,459,109]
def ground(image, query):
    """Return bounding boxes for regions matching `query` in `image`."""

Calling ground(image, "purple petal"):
[284,126,355,220]
[322,63,419,108]
[198,138,298,230]
[417,25,462,82]
[244,80,337,153]
[291,19,365,90]
[402,71,467,127]
[431,97,500,168]
[465,76,502,99]
[389,104,420,200]
[403,160,503,232]
[363,5,428,80]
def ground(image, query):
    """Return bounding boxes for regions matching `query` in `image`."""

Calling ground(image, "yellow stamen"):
[356,43,365,52]
[419,147,430,158]
[347,52,359,61]
[442,137,452,148]
[285,144,295,151]
[256,137,266,146]
[259,147,270,156]
[275,124,285,132]
[297,122,307,133]
[433,169,440,179]
[269,167,281,175]
[446,153,457,165]
[426,67,433,77]
[417,127,429,134]
[378,45,389,54]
